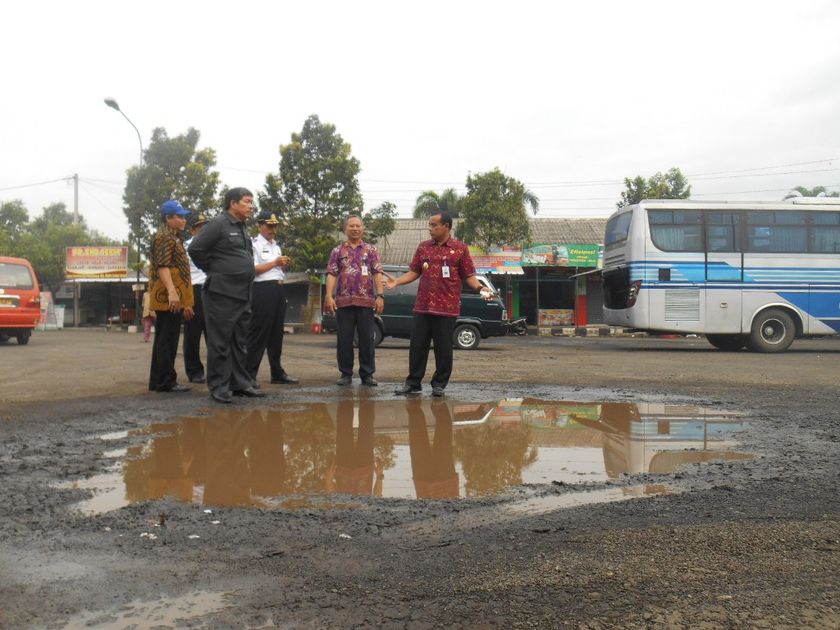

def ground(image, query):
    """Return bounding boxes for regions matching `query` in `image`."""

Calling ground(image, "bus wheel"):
[747,309,795,353]
[706,334,748,351]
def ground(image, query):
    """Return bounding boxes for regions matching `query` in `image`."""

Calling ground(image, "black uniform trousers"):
[246,282,288,381]
[406,314,456,390]
[148,309,183,391]
[203,289,254,396]
[336,305,376,379]
[182,284,205,380]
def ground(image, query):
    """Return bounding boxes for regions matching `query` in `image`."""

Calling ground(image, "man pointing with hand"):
[386,211,495,397]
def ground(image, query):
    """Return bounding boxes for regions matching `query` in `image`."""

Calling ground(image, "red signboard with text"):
[65,246,128,278]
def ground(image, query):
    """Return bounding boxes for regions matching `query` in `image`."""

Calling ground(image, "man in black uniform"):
[187,188,265,403]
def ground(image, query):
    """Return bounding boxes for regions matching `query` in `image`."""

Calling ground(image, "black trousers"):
[406,314,456,389]
[336,306,376,379]
[203,289,254,396]
[182,284,205,380]
[246,282,288,381]
[148,309,182,391]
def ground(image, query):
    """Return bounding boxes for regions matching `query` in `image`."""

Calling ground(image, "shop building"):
[375,218,607,327]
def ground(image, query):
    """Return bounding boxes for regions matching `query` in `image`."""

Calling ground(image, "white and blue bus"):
[602,198,840,352]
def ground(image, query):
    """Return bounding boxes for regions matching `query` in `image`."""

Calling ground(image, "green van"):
[323,265,518,350]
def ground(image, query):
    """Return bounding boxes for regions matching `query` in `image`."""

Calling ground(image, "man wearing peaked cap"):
[246,209,298,385]
[148,199,194,393]
[183,214,209,384]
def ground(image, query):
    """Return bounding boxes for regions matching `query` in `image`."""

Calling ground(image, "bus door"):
[704,212,743,333]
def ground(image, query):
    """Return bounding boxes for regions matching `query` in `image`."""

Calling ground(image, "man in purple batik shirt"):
[325,215,385,387]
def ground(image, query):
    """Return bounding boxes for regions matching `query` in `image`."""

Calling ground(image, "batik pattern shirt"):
[409,237,475,317]
[326,241,383,308]
[149,225,194,311]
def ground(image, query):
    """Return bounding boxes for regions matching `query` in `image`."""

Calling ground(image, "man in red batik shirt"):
[386,212,495,397]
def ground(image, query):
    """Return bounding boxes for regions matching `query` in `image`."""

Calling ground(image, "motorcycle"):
[507,317,528,336]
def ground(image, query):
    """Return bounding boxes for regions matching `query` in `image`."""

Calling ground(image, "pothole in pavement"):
[57,399,751,515]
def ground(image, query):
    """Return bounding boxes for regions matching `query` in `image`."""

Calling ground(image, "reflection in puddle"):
[65,399,750,514]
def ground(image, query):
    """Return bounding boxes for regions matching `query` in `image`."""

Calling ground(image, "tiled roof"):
[375,218,607,265]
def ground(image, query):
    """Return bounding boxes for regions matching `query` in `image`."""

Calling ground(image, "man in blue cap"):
[148,199,194,393]
[188,187,265,403]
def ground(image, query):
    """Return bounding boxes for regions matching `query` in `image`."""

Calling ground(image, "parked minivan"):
[0,256,41,345]
[323,265,517,350]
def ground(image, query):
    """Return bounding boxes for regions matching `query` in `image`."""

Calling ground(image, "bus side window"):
[706,212,741,252]
[746,211,806,253]
[810,211,840,253]
[648,210,702,252]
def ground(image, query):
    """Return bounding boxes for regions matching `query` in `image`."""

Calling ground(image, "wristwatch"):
[376,294,384,299]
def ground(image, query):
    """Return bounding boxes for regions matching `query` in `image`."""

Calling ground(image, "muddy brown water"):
[60,398,750,515]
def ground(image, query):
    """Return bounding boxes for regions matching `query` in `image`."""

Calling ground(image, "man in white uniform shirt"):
[245,210,299,384]
[183,214,208,383]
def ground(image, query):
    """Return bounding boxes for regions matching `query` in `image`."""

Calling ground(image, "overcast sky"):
[2,0,839,240]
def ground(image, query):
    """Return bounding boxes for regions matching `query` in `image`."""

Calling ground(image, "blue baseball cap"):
[160,200,191,216]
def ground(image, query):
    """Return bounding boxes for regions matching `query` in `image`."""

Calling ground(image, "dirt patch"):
[1,330,838,628]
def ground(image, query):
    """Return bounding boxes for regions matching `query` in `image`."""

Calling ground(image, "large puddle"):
[62,399,751,514]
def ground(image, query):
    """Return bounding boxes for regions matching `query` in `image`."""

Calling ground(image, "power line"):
[78,182,124,217]
[0,176,71,193]
[688,156,839,177]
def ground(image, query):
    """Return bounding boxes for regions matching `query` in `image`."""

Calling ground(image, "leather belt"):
[255,280,284,286]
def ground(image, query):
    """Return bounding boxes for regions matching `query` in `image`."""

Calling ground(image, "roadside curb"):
[533,326,644,337]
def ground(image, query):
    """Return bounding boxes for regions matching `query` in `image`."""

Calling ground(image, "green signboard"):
[521,243,601,267]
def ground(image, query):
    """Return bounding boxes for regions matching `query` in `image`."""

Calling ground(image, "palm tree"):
[784,186,839,199]
[413,188,464,218]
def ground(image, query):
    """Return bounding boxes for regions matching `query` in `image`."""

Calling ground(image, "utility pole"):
[73,173,79,225]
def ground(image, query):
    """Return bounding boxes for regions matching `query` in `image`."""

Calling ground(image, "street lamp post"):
[104,97,144,329]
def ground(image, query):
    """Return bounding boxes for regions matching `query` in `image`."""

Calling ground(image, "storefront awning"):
[489,265,525,275]
[569,268,603,279]
[475,265,525,275]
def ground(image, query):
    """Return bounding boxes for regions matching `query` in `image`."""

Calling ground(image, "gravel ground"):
[0,329,838,629]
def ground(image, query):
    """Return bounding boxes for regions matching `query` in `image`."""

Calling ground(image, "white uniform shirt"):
[184,237,207,286]
[252,233,285,282]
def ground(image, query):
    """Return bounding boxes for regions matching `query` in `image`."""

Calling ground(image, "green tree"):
[122,127,220,258]
[19,203,118,293]
[0,200,29,255]
[784,186,839,199]
[413,188,464,218]
[455,168,538,250]
[361,201,397,247]
[260,114,363,271]
[617,167,691,209]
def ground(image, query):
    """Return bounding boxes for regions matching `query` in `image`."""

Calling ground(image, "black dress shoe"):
[336,375,352,387]
[160,384,190,393]
[394,383,421,395]
[361,377,378,387]
[188,376,206,384]
[233,387,266,398]
[432,386,445,397]
[211,391,232,404]
[271,374,299,384]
